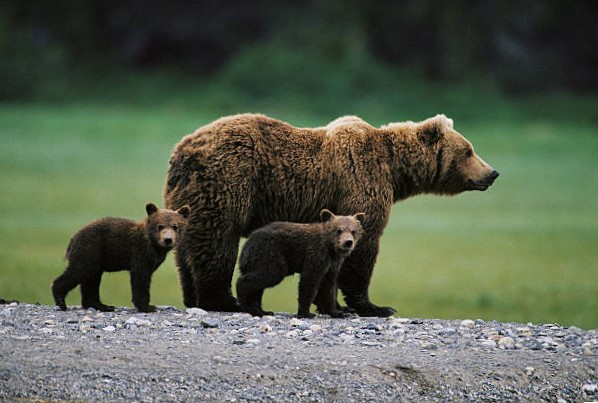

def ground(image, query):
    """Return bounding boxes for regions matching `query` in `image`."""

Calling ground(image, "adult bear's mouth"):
[468,170,499,191]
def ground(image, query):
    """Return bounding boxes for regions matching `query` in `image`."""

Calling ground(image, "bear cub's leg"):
[80,273,115,312]
[51,268,80,311]
[236,274,275,317]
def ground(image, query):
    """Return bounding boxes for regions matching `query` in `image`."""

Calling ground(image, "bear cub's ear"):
[146,203,159,216]
[354,212,366,225]
[177,205,191,218]
[417,114,453,145]
[320,209,335,223]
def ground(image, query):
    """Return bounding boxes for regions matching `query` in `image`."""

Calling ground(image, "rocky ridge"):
[0,302,597,401]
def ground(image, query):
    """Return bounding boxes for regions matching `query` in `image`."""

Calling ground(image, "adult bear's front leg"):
[184,228,240,312]
[337,238,397,317]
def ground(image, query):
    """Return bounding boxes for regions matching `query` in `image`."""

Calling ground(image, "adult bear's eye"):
[172,225,178,231]
[337,229,343,235]
[351,230,356,235]
[465,149,473,158]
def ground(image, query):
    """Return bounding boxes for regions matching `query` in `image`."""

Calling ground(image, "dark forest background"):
[2,0,597,102]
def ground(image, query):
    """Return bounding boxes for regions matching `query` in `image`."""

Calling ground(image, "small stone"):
[525,367,535,376]
[289,318,305,327]
[200,319,218,328]
[582,384,597,394]
[438,327,457,337]
[302,329,313,337]
[285,330,299,338]
[81,315,94,322]
[246,338,260,345]
[102,325,116,332]
[460,319,475,329]
[361,341,380,346]
[259,323,272,333]
[475,319,486,326]
[309,324,321,332]
[79,324,93,333]
[481,339,497,348]
[390,317,410,324]
[125,317,151,328]
[498,336,515,349]
[516,327,532,337]
[185,308,208,316]
[261,315,276,321]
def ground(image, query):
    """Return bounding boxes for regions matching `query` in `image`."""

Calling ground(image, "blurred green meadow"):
[1,76,597,329]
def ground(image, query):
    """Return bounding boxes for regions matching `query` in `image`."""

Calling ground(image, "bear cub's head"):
[320,209,365,256]
[145,203,191,250]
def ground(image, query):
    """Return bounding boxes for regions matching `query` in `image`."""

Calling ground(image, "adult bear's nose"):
[490,170,500,180]
[343,239,354,249]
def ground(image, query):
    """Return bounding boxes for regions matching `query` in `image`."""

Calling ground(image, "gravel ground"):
[0,302,597,402]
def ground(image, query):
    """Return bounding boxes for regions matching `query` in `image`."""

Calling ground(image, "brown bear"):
[236,209,365,318]
[52,203,190,312]
[164,113,498,316]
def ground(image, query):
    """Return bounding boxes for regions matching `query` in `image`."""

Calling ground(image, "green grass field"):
[1,88,597,329]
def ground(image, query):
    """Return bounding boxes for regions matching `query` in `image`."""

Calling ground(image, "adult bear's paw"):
[354,303,396,317]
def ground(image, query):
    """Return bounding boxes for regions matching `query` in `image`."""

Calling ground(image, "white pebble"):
[246,338,260,344]
[185,308,207,316]
[81,315,94,322]
[309,324,322,332]
[289,318,305,327]
[498,336,515,349]
[481,339,497,348]
[525,367,535,376]
[259,323,272,333]
[302,329,313,337]
[285,330,299,338]
[102,325,116,332]
[583,384,597,394]
[460,319,475,329]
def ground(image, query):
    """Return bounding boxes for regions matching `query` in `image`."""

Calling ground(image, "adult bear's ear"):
[417,114,452,145]
[146,203,158,216]
[354,213,366,225]
[177,205,191,219]
[320,209,335,222]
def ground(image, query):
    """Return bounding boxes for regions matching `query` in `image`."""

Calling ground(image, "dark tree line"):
[1,0,597,98]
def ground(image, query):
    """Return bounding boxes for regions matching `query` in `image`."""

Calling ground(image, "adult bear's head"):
[384,114,499,197]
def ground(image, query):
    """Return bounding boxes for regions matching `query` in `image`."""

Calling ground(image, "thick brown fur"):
[236,209,364,318]
[52,203,190,312]
[164,113,498,316]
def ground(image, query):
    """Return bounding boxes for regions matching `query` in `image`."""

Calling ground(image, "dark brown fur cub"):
[52,203,190,312]
[236,209,365,318]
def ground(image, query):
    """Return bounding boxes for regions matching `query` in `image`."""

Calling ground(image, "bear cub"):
[52,203,190,312]
[236,209,365,318]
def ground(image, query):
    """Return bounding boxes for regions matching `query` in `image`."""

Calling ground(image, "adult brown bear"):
[164,113,498,316]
